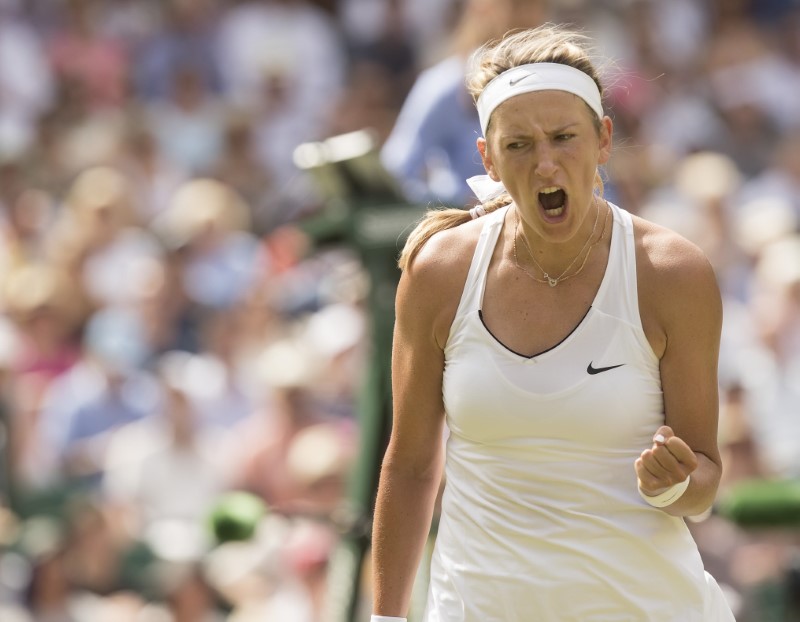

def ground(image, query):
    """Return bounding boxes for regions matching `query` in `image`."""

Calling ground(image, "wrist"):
[638,475,691,508]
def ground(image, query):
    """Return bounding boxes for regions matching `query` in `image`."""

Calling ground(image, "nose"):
[534,143,557,178]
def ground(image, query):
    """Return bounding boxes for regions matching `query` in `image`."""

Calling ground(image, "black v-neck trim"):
[478,306,592,359]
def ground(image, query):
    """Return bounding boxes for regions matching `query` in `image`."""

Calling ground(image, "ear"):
[477,137,501,182]
[597,116,613,165]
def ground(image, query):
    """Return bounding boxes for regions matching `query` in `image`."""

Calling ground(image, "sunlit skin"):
[478,90,613,274]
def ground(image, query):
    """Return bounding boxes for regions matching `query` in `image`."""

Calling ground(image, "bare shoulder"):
[632,215,718,289]
[399,216,485,348]
[631,214,722,355]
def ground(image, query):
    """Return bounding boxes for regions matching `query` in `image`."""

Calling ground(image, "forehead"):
[489,90,594,134]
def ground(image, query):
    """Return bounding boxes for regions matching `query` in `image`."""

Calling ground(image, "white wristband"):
[371,617,407,622]
[638,475,691,508]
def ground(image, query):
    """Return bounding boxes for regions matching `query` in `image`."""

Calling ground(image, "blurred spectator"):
[18,113,75,199]
[1,264,84,490]
[1,264,83,385]
[0,189,56,279]
[103,363,228,558]
[380,0,550,207]
[114,121,188,222]
[45,0,130,110]
[161,563,225,622]
[32,310,161,487]
[738,235,800,477]
[100,0,162,52]
[274,518,336,620]
[217,0,345,183]
[18,517,74,622]
[56,500,151,603]
[639,151,749,299]
[227,311,354,502]
[702,19,797,176]
[343,0,418,106]
[217,0,344,113]
[210,113,276,233]
[228,337,326,513]
[340,0,457,67]
[203,514,336,622]
[191,312,256,429]
[145,64,227,175]
[0,0,54,158]
[0,158,28,219]
[133,0,223,101]
[326,54,404,147]
[45,166,164,309]
[285,421,356,516]
[739,130,800,222]
[153,178,261,310]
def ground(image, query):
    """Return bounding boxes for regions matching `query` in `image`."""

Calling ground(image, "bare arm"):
[371,234,464,616]
[635,224,723,517]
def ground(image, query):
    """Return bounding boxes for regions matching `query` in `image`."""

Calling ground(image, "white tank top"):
[425,203,733,621]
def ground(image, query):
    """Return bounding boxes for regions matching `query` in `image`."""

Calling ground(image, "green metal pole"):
[319,204,426,622]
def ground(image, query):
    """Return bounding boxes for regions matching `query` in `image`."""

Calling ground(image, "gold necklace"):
[512,198,609,287]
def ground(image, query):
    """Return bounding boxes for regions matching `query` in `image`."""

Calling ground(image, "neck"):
[516,198,604,272]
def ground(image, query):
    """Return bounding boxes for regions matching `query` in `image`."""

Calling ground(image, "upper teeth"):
[540,187,560,194]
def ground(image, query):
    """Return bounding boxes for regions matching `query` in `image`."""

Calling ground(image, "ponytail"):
[398,193,513,271]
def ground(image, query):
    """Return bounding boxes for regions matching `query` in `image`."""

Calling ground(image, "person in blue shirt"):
[380,0,549,207]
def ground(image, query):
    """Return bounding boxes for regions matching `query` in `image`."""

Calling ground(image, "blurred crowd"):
[0,0,799,620]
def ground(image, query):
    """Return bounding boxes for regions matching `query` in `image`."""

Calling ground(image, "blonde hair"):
[398,24,606,271]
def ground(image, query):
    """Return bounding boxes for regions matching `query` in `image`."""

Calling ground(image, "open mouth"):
[539,187,567,217]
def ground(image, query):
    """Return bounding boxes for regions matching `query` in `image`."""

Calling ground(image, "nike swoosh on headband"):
[508,72,536,86]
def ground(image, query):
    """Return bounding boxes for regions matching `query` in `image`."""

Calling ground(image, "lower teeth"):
[546,207,564,216]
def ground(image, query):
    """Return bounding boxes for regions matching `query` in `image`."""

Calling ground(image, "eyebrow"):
[549,123,581,134]
[500,123,581,139]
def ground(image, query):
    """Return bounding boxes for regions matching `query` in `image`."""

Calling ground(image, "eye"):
[555,133,575,141]
[506,141,526,151]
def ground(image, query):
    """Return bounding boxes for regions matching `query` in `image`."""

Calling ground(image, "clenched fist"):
[635,426,698,497]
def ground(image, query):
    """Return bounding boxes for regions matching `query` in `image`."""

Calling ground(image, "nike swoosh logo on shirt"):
[587,362,625,375]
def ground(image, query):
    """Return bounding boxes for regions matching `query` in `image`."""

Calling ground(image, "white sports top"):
[424,203,733,621]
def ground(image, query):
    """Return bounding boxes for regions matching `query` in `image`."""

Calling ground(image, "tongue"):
[540,189,566,211]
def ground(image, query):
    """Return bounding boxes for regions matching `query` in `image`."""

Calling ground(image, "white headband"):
[476,62,603,136]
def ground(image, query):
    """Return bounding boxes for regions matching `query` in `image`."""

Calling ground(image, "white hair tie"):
[468,204,487,219]
[476,62,603,136]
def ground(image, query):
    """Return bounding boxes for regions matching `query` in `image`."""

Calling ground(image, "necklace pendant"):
[545,274,557,287]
